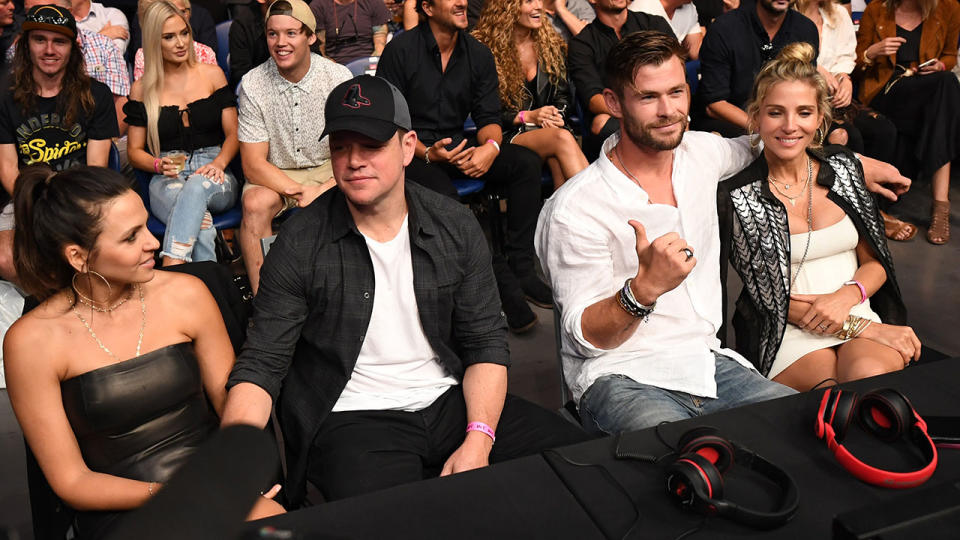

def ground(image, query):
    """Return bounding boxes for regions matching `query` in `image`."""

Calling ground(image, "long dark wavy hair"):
[13,166,134,301]
[10,29,95,128]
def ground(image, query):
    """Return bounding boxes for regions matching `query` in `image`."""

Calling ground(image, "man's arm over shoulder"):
[707,132,758,179]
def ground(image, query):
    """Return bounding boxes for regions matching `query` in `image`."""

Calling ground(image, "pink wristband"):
[466,421,496,443]
[153,158,161,173]
[844,280,866,304]
[519,110,526,124]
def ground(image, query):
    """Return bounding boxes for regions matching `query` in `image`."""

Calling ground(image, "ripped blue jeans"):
[149,146,238,262]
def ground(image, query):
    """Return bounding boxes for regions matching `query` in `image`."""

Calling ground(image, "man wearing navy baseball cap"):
[222,75,588,506]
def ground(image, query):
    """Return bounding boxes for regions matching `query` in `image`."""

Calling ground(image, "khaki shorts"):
[242,160,335,216]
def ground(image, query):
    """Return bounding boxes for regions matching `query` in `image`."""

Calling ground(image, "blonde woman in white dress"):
[718,43,921,392]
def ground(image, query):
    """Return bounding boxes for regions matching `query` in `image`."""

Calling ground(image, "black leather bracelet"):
[617,279,655,321]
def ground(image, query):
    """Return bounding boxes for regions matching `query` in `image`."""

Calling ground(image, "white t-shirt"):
[535,132,758,403]
[629,0,701,40]
[332,216,457,412]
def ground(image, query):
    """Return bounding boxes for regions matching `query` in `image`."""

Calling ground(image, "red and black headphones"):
[664,427,800,529]
[814,387,938,488]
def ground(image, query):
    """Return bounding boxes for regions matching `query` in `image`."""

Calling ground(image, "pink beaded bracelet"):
[844,280,867,304]
[466,421,496,443]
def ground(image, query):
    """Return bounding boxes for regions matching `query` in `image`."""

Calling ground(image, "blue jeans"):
[149,146,237,262]
[578,353,797,436]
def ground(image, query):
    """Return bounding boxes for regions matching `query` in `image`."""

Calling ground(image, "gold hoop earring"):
[72,270,112,306]
[815,126,827,147]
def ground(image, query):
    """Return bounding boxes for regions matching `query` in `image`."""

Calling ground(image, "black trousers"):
[828,107,897,160]
[307,386,591,501]
[581,117,620,162]
[404,142,542,276]
[871,71,960,179]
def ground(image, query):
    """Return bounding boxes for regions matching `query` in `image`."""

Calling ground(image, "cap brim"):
[319,117,400,143]
[22,21,75,39]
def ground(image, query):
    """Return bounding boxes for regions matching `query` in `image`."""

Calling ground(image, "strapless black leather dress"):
[60,342,219,539]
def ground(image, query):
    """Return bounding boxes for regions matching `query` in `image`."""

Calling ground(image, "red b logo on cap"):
[342,84,371,109]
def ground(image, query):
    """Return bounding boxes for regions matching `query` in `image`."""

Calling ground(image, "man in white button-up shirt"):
[537,30,909,436]
[536,30,798,435]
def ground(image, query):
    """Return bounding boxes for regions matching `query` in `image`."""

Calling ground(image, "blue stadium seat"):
[108,142,121,172]
[453,178,484,197]
[215,21,232,81]
[685,59,700,95]
[134,158,244,262]
[344,56,379,76]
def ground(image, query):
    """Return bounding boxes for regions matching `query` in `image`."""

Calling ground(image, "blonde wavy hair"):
[746,42,833,147]
[792,0,841,26]
[140,0,197,156]
[472,0,567,112]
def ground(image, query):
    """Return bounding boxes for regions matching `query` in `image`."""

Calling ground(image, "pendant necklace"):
[768,158,812,207]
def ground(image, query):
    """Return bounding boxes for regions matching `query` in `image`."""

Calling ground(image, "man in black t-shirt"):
[0,4,118,283]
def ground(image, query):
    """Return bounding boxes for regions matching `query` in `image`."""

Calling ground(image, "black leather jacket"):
[500,63,573,133]
[718,146,906,376]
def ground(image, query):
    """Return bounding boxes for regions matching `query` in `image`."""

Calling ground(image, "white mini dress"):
[768,215,881,379]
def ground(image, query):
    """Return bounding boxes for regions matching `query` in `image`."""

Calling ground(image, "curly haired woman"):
[473,0,587,189]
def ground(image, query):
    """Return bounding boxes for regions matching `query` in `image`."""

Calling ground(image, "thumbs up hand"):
[628,220,697,306]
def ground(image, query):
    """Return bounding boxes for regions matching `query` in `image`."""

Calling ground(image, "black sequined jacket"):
[718,146,907,376]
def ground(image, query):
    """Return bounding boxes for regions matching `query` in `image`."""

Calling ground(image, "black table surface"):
[250,360,960,539]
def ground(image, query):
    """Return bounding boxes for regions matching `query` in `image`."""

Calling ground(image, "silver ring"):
[682,248,694,260]
[818,324,828,331]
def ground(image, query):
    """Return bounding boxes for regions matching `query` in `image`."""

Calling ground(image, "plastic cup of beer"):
[168,152,186,174]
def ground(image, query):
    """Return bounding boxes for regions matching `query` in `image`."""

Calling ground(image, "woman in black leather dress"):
[3,166,282,538]
[473,0,588,188]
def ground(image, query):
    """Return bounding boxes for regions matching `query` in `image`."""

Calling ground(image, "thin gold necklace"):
[73,284,146,362]
[76,285,133,313]
[768,159,811,207]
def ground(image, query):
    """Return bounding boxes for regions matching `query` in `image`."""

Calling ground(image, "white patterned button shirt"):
[237,53,352,169]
